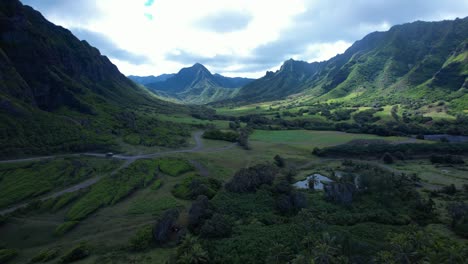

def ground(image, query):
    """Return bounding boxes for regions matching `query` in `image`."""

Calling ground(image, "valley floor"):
[1,127,467,264]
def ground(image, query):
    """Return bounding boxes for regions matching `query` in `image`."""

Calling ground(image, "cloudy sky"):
[22,0,468,78]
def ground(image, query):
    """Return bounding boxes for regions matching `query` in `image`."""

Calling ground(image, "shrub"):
[382,152,394,164]
[30,247,60,263]
[172,176,221,200]
[59,244,89,263]
[203,129,239,142]
[129,225,153,251]
[0,249,17,263]
[153,209,179,245]
[150,179,163,190]
[157,158,193,177]
[274,155,285,167]
[225,164,278,193]
[54,221,79,236]
[200,214,232,238]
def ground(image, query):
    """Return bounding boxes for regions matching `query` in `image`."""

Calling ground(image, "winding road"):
[0,131,237,215]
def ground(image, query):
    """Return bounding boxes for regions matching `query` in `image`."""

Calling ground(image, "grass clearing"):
[250,130,411,148]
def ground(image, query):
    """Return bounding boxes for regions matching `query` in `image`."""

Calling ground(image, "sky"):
[21,0,468,78]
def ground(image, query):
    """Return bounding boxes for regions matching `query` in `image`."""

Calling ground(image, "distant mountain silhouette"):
[132,63,254,104]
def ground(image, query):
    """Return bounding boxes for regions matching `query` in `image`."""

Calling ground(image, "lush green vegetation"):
[314,142,468,158]
[65,159,158,221]
[0,157,120,209]
[202,129,239,142]
[172,175,222,200]
[155,158,194,177]
[0,249,17,263]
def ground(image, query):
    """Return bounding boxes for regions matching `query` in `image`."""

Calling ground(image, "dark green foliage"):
[156,158,193,177]
[65,160,157,221]
[202,129,238,142]
[129,225,153,251]
[59,243,90,263]
[447,202,468,238]
[382,152,394,164]
[315,142,468,158]
[374,228,468,263]
[54,221,79,236]
[153,209,179,245]
[0,249,17,264]
[276,192,307,215]
[353,109,380,124]
[188,195,214,233]
[323,182,357,205]
[172,176,221,200]
[238,127,251,150]
[274,154,285,167]
[199,213,232,238]
[430,154,465,164]
[225,164,278,193]
[175,235,209,264]
[30,247,60,263]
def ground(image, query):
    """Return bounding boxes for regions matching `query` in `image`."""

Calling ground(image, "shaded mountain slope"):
[0,0,188,157]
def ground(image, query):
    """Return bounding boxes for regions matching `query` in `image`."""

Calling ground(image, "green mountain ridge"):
[139,63,254,104]
[224,17,468,111]
[0,0,188,157]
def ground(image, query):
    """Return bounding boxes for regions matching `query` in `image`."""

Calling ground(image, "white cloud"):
[21,0,468,78]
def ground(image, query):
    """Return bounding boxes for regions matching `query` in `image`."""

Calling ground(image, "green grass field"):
[250,130,412,147]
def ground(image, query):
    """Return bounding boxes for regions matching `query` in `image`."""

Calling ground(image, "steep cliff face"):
[228,17,468,106]
[0,0,186,157]
[0,0,158,113]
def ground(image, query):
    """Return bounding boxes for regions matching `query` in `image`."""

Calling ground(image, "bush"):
[274,155,285,167]
[172,176,221,200]
[150,179,163,190]
[225,164,278,193]
[153,209,179,245]
[382,152,394,164]
[157,158,193,177]
[200,214,232,238]
[54,221,79,236]
[203,129,239,142]
[188,195,213,233]
[129,225,153,251]
[59,244,89,263]
[0,249,17,263]
[430,155,464,164]
[30,247,60,263]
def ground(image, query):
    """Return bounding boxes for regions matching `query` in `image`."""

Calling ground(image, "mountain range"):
[129,63,254,104]
[224,17,467,110]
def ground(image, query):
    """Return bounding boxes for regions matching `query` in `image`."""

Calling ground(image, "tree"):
[382,152,394,164]
[274,155,286,167]
[153,209,179,244]
[199,213,232,238]
[176,235,209,264]
[308,175,317,191]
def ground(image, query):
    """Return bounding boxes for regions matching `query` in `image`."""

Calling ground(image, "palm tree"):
[176,235,209,264]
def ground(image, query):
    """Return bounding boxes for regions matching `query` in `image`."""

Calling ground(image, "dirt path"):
[0,131,237,215]
[189,160,210,177]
